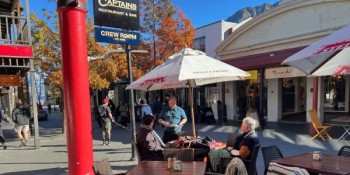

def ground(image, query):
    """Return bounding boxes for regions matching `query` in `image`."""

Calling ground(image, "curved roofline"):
[216,0,345,55]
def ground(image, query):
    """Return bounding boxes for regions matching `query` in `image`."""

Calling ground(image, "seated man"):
[137,114,166,161]
[209,117,259,172]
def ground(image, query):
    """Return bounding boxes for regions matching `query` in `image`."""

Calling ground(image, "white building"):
[193,19,251,122]
[216,0,350,123]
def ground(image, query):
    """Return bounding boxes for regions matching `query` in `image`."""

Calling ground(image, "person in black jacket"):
[12,100,31,147]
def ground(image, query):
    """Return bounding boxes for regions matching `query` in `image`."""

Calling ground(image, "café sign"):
[265,66,306,79]
[93,0,140,30]
[95,27,140,45]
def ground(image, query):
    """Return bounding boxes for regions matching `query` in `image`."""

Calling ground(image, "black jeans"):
[0,126,5,144]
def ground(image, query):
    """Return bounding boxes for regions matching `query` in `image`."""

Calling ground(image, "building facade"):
[193,20,251,122]
[216,0,350,123]
[0,0,34,115]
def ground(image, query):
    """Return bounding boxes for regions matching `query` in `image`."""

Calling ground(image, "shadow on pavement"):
[1,168,68,175]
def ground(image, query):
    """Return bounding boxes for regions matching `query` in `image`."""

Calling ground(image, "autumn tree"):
[31,11,128,132]
[138,0,195,74]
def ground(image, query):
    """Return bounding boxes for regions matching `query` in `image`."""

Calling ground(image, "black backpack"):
[98,105,107,118]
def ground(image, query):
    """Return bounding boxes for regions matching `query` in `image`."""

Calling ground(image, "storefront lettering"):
[98,0,137,11]
[314,40,350,55]
[272,68,293,77]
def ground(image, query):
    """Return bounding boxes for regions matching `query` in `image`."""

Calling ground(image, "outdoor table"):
[166,138,226,161]
[126,161,207,175]
[330,116,350,141]
[273,152,350,175]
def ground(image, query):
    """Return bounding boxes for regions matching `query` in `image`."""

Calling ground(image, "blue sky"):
[27,0,279,28]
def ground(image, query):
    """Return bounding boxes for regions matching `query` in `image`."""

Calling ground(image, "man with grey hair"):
[226,117,259,169]
[208,117,259,172]
[12,100,31,147]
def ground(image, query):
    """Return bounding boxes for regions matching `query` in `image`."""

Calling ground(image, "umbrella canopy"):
[126,48,250,137]
[281,23,350,76]
[126,48,250,91]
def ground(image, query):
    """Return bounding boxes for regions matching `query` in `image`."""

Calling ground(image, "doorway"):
[281,77,306,122]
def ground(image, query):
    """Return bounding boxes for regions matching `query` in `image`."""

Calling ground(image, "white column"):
[306,77,314,122]
[224,81,234,120]
[267,79,282,122]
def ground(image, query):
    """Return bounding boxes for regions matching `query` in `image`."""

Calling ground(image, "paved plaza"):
[0,110,349,175]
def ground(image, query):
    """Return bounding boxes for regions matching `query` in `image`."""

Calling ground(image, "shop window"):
[323,76,346,111]
[193,37,205,52]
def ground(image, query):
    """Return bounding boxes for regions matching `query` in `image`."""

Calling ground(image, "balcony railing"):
[0,14,30,45]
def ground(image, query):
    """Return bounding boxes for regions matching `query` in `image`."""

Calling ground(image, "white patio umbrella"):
[281,23,350,76]
[126,48,250,137]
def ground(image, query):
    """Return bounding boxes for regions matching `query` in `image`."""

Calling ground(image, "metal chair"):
[261,145,284,175]
[163,148,194,161]
[338,145,350,157]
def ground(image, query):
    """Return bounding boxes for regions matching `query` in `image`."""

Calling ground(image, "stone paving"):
[0,110,349,175]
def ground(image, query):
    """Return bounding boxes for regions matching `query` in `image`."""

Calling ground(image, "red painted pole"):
[57,1,94,174]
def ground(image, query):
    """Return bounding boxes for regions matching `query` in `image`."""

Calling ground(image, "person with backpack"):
[12,100,31,147]
[98,98,115,145]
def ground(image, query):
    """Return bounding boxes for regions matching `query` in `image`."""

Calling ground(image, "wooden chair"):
[261,145,284,175]
[338,145,350,157]
[308,109,333,141]
[94,158,126,175]
[163,148,194,161]
[219,144,260,175]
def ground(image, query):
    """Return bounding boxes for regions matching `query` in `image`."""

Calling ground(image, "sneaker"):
[19,142,23,147]
[3,145,7,149]
[102,140,106,145]
[106,141,110,145]
[23,140,28,146]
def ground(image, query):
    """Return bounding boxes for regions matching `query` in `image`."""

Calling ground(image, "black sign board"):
[93,0,140,30]
[95,27,140,45]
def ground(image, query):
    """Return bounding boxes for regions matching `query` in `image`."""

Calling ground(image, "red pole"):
[57,1,94,174]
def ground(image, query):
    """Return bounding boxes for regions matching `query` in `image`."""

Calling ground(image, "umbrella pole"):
[189,84,196,137]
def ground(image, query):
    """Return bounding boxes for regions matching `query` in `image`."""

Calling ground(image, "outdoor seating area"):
[131,128,350,175]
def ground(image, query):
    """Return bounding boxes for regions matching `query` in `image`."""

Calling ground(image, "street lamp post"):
[109,45,147,161]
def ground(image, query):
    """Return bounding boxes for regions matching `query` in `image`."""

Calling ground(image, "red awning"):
[223,47,306,70]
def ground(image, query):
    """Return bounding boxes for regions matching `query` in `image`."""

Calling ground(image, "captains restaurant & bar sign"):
[93,0,140,30]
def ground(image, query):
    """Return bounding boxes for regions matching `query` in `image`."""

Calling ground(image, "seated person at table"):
[158,96,188,143]
[208,117,259,172]
[137,115,166,161]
